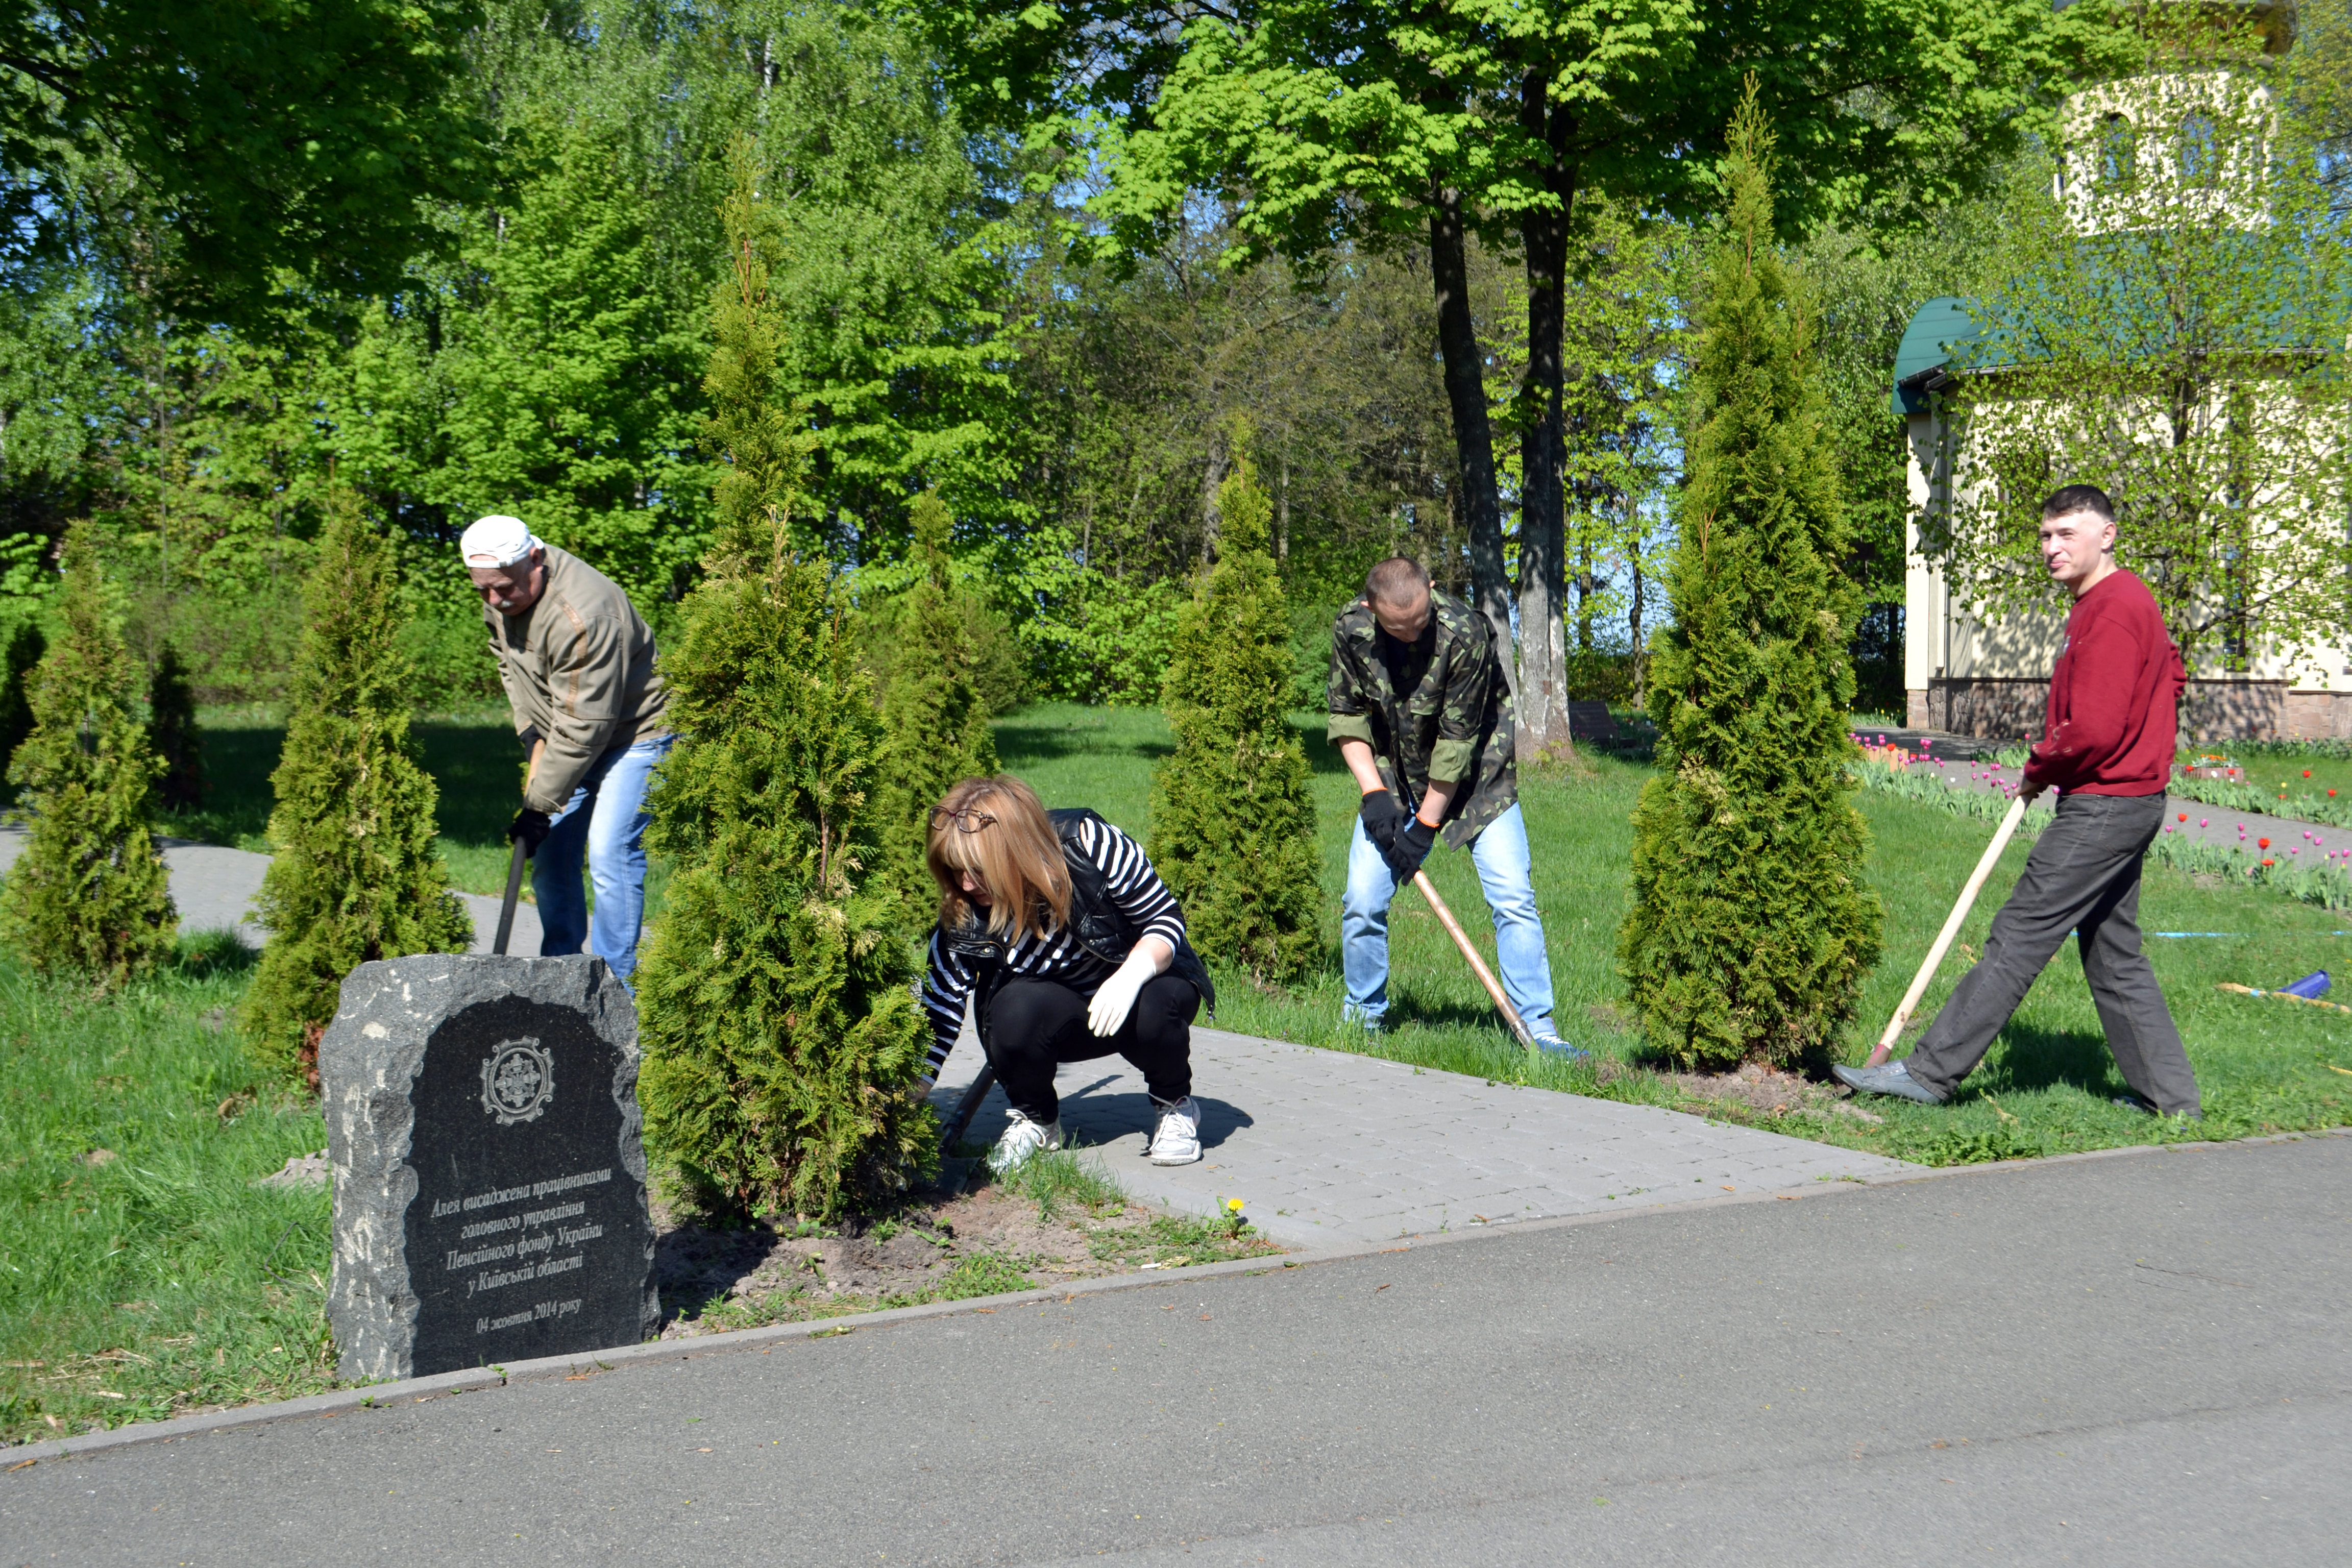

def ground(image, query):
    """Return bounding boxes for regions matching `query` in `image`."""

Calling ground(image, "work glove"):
[1086,948,1159,1038]
[1385,816,1437,884]
[1358,789,1407,853]
[507,807,553,859]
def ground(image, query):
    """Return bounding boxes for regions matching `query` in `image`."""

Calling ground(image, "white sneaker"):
[987,1109,1062,1173]
[1147,1096,1203,1166]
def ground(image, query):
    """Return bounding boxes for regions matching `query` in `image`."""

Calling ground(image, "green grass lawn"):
[0,937,334,1446]
[995,702,2352,1167]
[169,706,524,897]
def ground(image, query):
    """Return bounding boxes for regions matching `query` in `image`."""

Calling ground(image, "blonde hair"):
[926,775,1072,943]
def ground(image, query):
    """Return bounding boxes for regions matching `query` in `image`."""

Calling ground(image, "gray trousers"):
[1906,790,2200,1115]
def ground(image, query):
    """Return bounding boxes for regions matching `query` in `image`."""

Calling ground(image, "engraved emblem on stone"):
[480,1038,553,1125]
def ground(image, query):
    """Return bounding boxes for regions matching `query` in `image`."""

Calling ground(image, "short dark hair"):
[2042,484,2115,523]
[1364,556,1432,608]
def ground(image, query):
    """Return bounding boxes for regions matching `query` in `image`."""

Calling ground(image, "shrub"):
[634,139,935,1219]
[239,496,472,1088]
[0,615,43,782]
[0,524,177,988]
[146,643,205,813]
[1616,90,1882,1070]
[1147,452,1321,982]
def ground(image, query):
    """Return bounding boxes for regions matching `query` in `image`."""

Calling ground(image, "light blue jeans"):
[1342,801,1557,1038]
[534,732,672,984]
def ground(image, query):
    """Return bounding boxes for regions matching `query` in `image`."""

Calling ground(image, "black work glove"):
[507,808,553,859]
[1358,790,1407,854]
[1386,816,1436,883]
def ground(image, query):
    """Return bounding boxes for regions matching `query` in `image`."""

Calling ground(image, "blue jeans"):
[1342,802,1557,1038]
[533,733,671,984]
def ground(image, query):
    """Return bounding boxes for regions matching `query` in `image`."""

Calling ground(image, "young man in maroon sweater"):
[1838,485,2201,1118]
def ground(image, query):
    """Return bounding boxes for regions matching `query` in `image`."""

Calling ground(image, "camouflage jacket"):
[1326,591,1517,848]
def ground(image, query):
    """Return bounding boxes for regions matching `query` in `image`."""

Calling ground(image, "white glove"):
[1086,950,1158,1037]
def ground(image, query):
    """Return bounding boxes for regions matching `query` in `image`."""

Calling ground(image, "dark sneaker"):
[1831,1061,1947,1105]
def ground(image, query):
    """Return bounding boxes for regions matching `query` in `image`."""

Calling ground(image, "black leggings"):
[986,974,1198,1124]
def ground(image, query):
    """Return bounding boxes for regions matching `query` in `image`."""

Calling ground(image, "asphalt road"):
[6,1135,2345,1566]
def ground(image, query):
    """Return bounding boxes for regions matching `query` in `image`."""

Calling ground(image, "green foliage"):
[864,493,1003,887]
[0,615,44,781]
[635,144,935,1220]
[1617,95,1882,1071]
[0,525,177,988]
[1148,453,1321,982]
[238,499,472,1087]
[0,0,489,322]
[146,644,205,813]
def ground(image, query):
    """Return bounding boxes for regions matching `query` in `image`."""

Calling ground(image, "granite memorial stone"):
[324,955,658,1381]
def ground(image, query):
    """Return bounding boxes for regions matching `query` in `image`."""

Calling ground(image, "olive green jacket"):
[482,543,669,814]
[1326,591,1517,848]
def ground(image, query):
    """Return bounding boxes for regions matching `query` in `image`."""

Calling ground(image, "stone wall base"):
[1909,677,2351,744]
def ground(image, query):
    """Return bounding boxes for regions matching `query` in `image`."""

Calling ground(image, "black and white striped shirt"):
[921,815,1186,1079]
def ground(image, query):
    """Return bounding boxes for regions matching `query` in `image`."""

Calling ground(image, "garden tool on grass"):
[1866,795,2028,1067]
[492,839,527,957]
[1413,871,1538,1051]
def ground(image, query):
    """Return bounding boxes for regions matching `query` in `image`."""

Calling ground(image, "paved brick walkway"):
[926,1024,1919,1251]
[0,826,542,955]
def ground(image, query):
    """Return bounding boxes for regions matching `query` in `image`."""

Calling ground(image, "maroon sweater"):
[2022,570,2185,797]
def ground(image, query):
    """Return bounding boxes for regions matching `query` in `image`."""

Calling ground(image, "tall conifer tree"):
[0,525,176,988]
[241,496,472,1086]
[634,140,935,1219]
[868,491,999,889]
[147,643,205,813]
[1148,452,1320,982]
[1617,88,1882,1071]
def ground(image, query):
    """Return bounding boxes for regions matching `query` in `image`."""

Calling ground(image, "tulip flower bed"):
[999,702,2352,1175]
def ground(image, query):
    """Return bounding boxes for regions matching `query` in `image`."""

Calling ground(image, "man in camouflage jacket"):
[1327,556,1574,1054]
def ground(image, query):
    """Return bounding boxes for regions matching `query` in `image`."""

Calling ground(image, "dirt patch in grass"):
[1658,1061,1884,1125]
[653,1153,1284,1338]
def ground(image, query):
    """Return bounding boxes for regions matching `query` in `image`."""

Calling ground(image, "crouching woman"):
[919,775,1215,1172]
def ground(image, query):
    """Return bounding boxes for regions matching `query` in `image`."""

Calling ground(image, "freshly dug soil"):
[652,1176,1283,1338]
[1662,1060,1883,1124]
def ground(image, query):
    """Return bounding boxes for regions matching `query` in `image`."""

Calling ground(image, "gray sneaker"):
[1529,1033,1589,1062]
[1831,1060,1947,1105]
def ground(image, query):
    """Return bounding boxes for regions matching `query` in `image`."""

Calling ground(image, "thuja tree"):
[147,643,205,813]
[1148,453,1320,982]
[865,491,1000,889]
[0,525,176,986]
[1616,93,1881,1071]
[635,139,935,1219]
[241,497,472,1087]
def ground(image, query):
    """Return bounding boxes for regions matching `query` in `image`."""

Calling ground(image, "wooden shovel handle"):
[1866,794,2028,1067]
[1413,870,1538,1050]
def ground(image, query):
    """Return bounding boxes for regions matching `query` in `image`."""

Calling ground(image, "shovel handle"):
[492,838,527,957]
[938,1064,998,1155]
[1867,794,2028,1066]
[1413,870,1538,1050]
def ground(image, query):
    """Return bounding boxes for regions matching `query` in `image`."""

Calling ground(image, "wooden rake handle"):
[1866,794,2028,1067]
[1412,870,1538,1050]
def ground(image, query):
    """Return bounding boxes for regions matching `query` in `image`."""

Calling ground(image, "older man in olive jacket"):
[462,514,670,981]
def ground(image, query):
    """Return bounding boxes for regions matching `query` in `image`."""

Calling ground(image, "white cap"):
[460,514,541,569]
